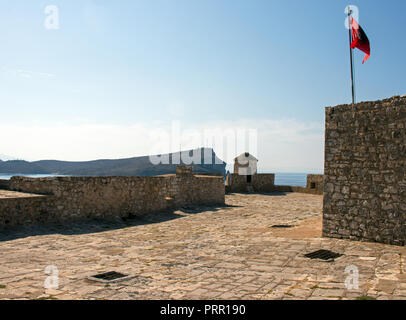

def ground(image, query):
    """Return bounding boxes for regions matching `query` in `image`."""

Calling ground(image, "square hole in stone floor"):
[88,271,134,283]
[271,225,294,228]
[304,249,343,261]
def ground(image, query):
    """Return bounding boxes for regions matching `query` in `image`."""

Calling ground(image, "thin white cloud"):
[1,66,55,79]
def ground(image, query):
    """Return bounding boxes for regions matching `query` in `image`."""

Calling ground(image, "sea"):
[0,172,313,187]
[0,174,67,180]
[274,173,309,187]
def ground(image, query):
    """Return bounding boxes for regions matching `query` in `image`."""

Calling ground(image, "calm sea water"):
[0,174,67,180]
[0,172,313,187]
[274,173,308,187]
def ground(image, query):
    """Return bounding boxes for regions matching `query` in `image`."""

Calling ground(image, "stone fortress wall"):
[2,96,405,248]
[0,166,225,227]
[323,96,406,245]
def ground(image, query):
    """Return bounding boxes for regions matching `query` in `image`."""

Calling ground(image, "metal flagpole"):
[348,7,355,104]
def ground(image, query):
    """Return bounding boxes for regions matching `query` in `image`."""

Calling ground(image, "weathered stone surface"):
[227,173,275,193]
[0,193,404,300]
[323,96,406,245]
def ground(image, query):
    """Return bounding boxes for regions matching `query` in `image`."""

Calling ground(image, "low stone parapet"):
[0,170,225,228]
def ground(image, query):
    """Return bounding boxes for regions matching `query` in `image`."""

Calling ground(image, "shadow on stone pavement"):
[0,204,240,242]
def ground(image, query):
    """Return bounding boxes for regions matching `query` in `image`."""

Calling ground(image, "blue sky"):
[0,0,405,172]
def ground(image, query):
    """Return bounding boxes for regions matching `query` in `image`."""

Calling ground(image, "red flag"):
[350,17,371,64]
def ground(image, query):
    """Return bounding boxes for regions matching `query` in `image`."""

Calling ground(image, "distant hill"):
[0,160,50,174]
[0,148,226,177]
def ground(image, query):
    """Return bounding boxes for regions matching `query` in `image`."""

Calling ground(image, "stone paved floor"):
[0,192,405,300]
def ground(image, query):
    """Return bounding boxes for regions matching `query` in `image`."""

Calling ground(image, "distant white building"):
[234,152,258,177]
[226,153,274,192]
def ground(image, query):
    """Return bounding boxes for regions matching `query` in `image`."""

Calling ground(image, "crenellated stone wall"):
[323,96,406,245]
[0,167,225,227]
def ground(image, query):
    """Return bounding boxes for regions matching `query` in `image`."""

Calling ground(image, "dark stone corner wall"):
[0,179,9,190]
[323,95,406,246]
